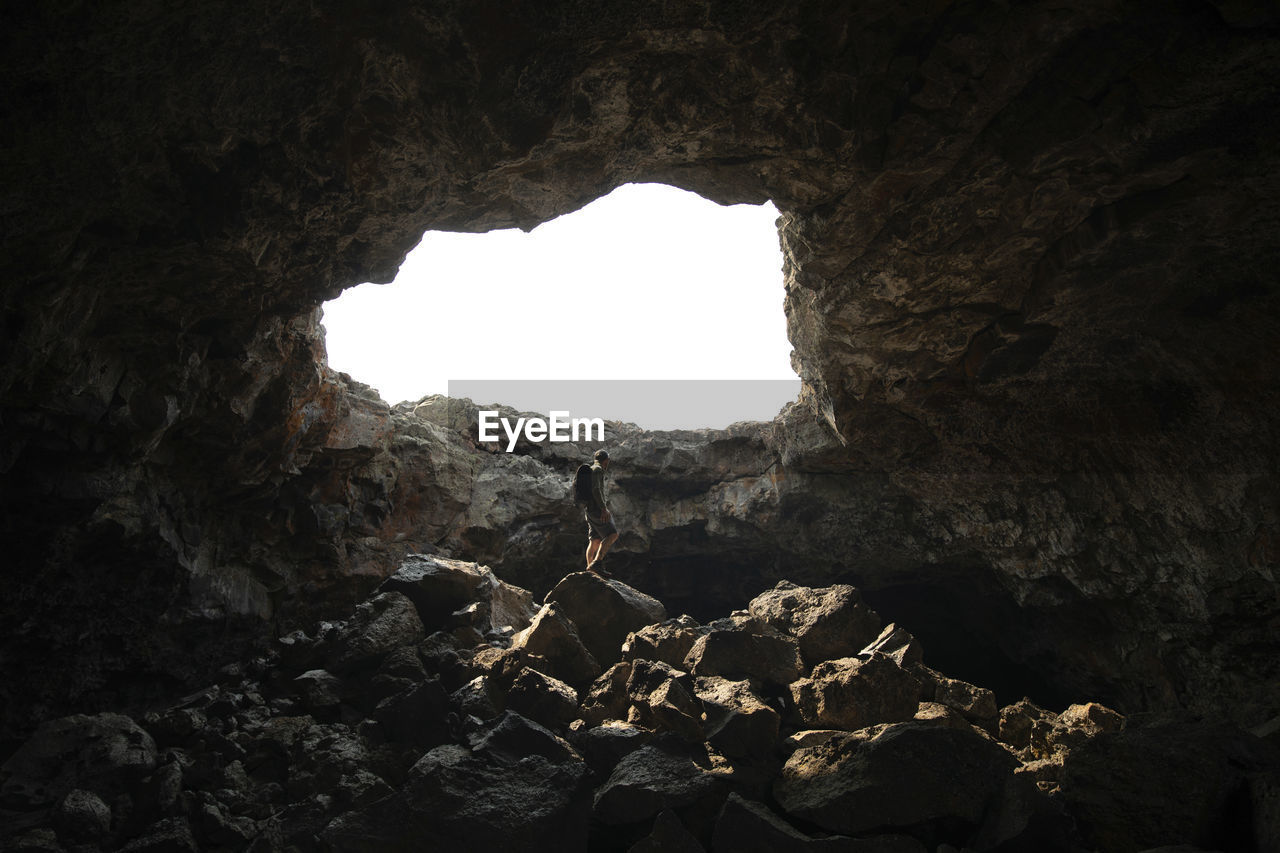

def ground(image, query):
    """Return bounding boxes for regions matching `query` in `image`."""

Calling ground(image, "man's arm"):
[591,465,607,515]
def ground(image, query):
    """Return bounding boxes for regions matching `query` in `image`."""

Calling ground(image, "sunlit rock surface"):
[1,0,1277,756]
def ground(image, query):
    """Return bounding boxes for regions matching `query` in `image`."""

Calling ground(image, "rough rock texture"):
[2,561,1276,852]
[1,0,1277,755]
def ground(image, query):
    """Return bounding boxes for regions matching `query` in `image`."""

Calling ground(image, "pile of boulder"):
[2,555,1276,852]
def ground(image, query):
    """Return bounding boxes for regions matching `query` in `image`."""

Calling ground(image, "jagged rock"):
[774,721,1020,836]
[912,701,973,731]
[695,677,780,760]
[53,788,112,843]
[622,616,705,668]
[373,679,452,748]
[510,602,601,690]
[999,698,1057,760]
[782,730,847,754]
[914,668,999,733]
[452,675,502,721]
[858,624,924,668]
[683,622,803,689]
[579,661,633,726]
[507,667,580,730]
[629,808,706,853]
[748,582,882,666]
[1059,717,1279,853]
[379,554,536,635]
[327,592,426,674]
[593,745,728,828]
[1048,701,1125,751]
[572,721,653,777]
[626,660,705,743]
[120,817,198,852]
[292,669,344,714]
[322,714,589,852]
[789,654,921,732]
[712,793,927,853]
[0,713,158,809]
[545,572,668,668]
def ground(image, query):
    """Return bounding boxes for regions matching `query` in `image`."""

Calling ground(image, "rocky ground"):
[2,556,1275,853]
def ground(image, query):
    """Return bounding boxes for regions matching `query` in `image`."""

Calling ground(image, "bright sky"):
[321,183,798,423]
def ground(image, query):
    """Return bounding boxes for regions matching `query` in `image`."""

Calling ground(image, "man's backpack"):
[572,463,594,506]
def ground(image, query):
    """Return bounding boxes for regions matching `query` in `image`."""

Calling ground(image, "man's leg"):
[586,537,601,567]
[597,531,619,562]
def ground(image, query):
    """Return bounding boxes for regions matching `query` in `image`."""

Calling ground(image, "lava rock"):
[629,808,706,853]
[580,661,634,726]
[626,660,705,743]
[327,592,426,674]
[507,667,581,730]
[509,602,601,690]
[857,624,924,668]
[545,571,668,668]
[789,654,921,732]
[1059,717,1278,852]
[774,721,1019,836]
[682,623,803,689]
[0,713,158,809]
[379,554,537,635]
[593,745,728,828]
[712,793,927,852]
[695,677,781,760]
[54,788,112,843]
[747,582,882,666]
[622,616,706,668]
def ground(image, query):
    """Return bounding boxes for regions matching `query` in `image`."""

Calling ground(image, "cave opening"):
[320,182,799,428]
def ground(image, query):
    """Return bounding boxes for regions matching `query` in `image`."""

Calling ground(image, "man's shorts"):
[585,510,618,541]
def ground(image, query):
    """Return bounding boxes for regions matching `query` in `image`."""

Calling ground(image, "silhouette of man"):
[584,449,618,576]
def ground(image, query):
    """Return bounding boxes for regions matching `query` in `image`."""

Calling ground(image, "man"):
[585,449,619,576]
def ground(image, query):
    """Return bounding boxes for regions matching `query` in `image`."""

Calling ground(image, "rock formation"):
[2,563,1275,852]
[1,0,1277,815]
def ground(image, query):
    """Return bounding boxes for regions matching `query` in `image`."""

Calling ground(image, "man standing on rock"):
[585,449,619,576]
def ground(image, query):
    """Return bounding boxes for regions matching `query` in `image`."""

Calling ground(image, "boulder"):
[572,721,653,777]
[579,661,633,726]
[747,582,882,665]
[322,714,590,852]
[373,678,452,748]
[1048,701,1125,751]
[1059,717,1278,853]
[789,654,920,732]
[915,668,998,733]
[629,808,706,853]
[507,667,581,730]
[379,553,536,634]
[0,713,158,808]
[546,572,668,668]
[593,745,728,828]
[451,674,503,721]
[626,660,705,742]
[54,788,112,844]
[998,698,1056,760]
[774,721,1019,836]
[119,817,198,853]
[712,793,928,853]
[292,669,344,714]
[683,623,803,689]
[327,592,426,674]
[857,624,924,668]
[509,602,601,690]
[695,677,781,760]
[622,616,705,668]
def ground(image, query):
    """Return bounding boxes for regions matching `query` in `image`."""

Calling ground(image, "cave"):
[2,2,1279,850]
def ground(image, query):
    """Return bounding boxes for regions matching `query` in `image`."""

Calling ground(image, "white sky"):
[321,182,798,421]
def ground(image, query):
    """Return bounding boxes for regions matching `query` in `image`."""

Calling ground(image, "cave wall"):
[2,0,1278,741]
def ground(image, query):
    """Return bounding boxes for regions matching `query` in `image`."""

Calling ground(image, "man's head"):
[594,449,610,469]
